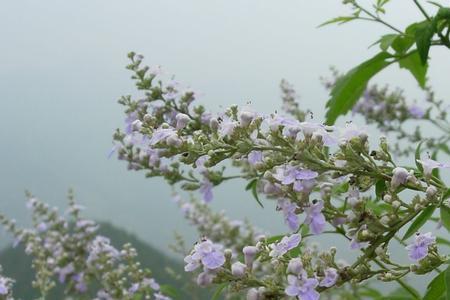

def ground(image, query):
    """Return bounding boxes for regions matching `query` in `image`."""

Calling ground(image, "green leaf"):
[398,51,428,88]
[159,285,179,299]
[415,140,425,174]
[385,286,421,300]
[391,35,415,54]
[245,179,264,208]
[432,150,441,179]
[440,205,450,232]
[318,16,357,27]
[414,21,435,65]
[437,236,450,247]
[266,234,283,244]
[372,34,398,51]
[402,205,435,240]
[424,271,446,300]
[211,283,228,300]
[365,200,391,215]
[438,143,450,155]
[446,266,450,300]
[132,293,144,300]
[325,52,392,125]
[443,189,450,201]
[375,180,387,199]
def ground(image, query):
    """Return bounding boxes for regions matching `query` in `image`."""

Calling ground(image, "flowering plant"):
[1,1,450,299]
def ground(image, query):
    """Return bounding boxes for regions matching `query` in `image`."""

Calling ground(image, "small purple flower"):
[408,104,425,118]
[339,123,367,142]
[269,234,301,258]
[124,111,138,135]
[406,232,435,261]
[154,292,172,300]
[247,151,263,166]
[0,277,10,295]
[184,239,225,271]
[175,113,191,130]
[274,166,318,193]
[285,275,320,300]
[37,222,48,232]
[199,178,213,203]
[312,127,337,146]
[26,197,37,209]
[219,116,237,137]
[57,263,74,283]
[266,114,299,132]
[416,157,450,178]
[195,155,209,172]
[319,268,338,287]
[128,283,140,294]
[149,128,177,145]
[200,112,212,124]
[73,273,87,293]
[348,226,370,250]
[142,278,160,291]
[278,199,299,231]
[304,200,326,235]
[299,121,323,137]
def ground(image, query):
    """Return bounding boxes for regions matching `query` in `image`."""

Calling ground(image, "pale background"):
[0,1,449,290]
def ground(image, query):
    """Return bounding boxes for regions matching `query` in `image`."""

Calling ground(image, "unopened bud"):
[132,120,142,131]
[239,111,254,127]
[383,194,392,203]
[196,272,214,287]
[231,262,247,278]
[175,113,190,130]
[243,246,258,268]
[426,186,438,199]
[392,200,401,209]
[287,258,303,275]
[210,118,219,131]
[166,134,182,147]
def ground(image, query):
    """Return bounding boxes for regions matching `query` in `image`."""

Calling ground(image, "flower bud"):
[391,167,409,190]
[231,262,247,278]
[380,215,390,226]
[175,113,190,130]
[286,258,303,275]
[224,249,233,260]
[392,200,401,209]
[426,186,438,199]
[239,111,254,127]
[210,118,219,131]
[166,134,182,147]
[246,288,263,300]
[132,120,142,131]
[243,246,258,268]
[196,271,214,287]
[143,113,152,122]
[383,194,392,203]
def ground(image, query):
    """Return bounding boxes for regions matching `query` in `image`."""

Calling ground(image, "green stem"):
[413,0,431,21]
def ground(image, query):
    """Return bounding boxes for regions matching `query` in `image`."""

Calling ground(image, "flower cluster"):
[173,195,263,252]
[111,54,450,299]
[0,267,14,300]
[182,232,345,299]
[322,70,450,157]
[0,192,171,300]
